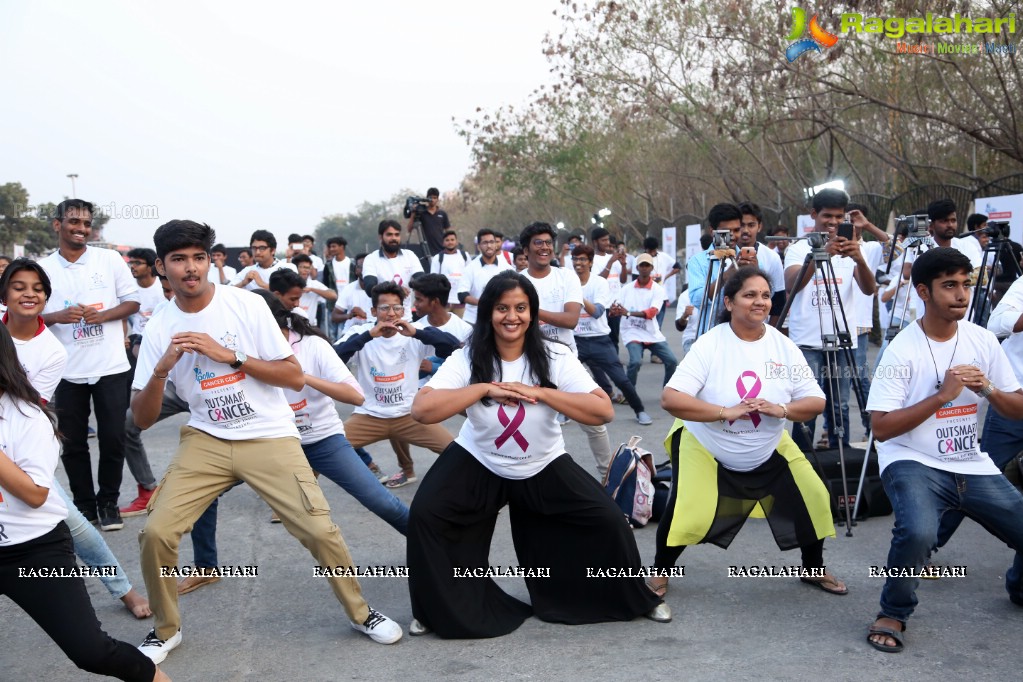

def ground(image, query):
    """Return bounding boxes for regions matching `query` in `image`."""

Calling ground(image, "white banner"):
[662,226,678,302]
[797,214,815,234]
[975,193,1023,245]
[684,223,703,285]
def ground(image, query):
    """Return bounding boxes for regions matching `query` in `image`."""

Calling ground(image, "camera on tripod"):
[983,220,1011,240]
[403,196,429,220]
[712,229,733,248]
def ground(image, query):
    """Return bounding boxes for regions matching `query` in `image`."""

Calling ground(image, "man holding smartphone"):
[784,188,876,451]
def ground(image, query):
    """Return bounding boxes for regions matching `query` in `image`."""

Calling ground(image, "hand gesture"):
[155,339,190,377]
[952,364,989,392]
[393,320,417,338]
[937,368,968,402]
[171,332,233,364]
[485,383,536,407]
[350,306,367,320]
[54,304,86,325]
[80,305,105,325]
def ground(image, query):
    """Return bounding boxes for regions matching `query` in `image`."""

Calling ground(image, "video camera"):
[895,214,931,238]
[403,196,429,220]
[983,220,1011,240]
[712,229,733,248]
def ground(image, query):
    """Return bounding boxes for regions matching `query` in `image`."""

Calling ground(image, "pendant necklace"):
[920,320,958,390]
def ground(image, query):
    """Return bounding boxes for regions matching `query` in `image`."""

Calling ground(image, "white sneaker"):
[138,628,181,664]
[350,608,403,644]
[636,411,653,426]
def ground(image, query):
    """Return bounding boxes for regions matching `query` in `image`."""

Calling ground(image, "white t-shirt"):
[783,237,860,349]
[754,243,785,294]
[131,280,167,337]
[988,275,1023,383]
[284,331,362,444]
[10,320,68,402]
[675,289,697,349]
[230,260,297,291]
[346,332,433,418]
[456,255,515,324]
[592,252,632,301]
[868,320,1020,475]
[308,253,324,274]
[207,264,238,285]
[297,279,331,320]
[523,267,584,351]
[330,257,352,295]
[334,281,375,333]
[666,324,825,471]
[0,393,67,546]
[412,312,474,344]
[575,275,612,338]
[430,250,471,305]
[426,342,598,479]
[851,240,884,329]
[882,277,913,325]
[618,280,668,345]
[133,286,300,441]
[362,249,423,291]
[39,245,140,380]
[650,251,679,302]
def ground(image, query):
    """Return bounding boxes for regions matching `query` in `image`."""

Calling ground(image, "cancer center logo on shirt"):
[785,7,840,62]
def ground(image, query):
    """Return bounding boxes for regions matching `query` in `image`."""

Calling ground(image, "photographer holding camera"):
[406,187,451,256]
[783,188,876,452]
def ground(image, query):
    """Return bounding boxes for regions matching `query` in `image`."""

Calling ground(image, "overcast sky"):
[1,1,561,247]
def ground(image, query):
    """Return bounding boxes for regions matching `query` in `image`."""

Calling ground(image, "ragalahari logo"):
[786,7,840,61]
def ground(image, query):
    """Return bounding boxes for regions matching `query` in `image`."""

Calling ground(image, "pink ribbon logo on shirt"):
[496,404,528,452]
[733,371,763,427]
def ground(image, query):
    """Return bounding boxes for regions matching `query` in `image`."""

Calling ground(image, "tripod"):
[405,216,432,271]
[851,232,933,519]
[969,236,1022,326]
[694,237,735,339]
[775,234,869,535]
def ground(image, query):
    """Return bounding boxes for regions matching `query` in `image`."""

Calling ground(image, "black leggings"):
[0,522,155,681]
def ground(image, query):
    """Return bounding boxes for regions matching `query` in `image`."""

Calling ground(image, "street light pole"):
[66,173,78,198]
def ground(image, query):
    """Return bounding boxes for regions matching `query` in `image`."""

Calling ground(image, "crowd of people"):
[1,186,1022,679]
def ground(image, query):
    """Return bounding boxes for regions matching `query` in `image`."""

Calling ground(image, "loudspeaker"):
[809,446,892,520]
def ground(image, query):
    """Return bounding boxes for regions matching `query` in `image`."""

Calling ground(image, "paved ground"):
[4,316,1021,681]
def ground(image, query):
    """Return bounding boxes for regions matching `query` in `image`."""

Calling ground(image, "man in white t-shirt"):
[457,228,514,324]
[207,243,237,285]
[591,227,632,350]
[865,246,1023,653]
[126,247,167,356]
[572,244,652,428]
[333,253,375,337]
[39,199,141,531]
[429,230,470,316]
[610,253,678,388]
[301,234,324,276]
[783,188,875,451]
[521,222,612,473]
[361,220,424,317]
[231,230,296,291]
[289,254,336,326]
[335,281,459,488]
[735,202,786,325]
[411,273,472,381]
[323,236,352,337]
[641,236,681,327]
[132,219,403,663]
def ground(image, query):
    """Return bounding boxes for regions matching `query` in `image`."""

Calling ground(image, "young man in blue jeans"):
[866,247,1023,652]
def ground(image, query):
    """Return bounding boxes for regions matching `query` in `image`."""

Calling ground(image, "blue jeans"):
[792,348,850,450]
[935,407,1023,548]
[191,433,409,567]
[853,332,871,431]
[879,460,1023,621]
[625,341,677,388]
[56,482,132,599]
[576,335,645,413]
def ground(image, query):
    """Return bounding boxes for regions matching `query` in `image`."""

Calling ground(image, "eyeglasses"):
[531,239,554,248]
[374,305,404,314]
[127,260,147,267]
[251,245,271,252]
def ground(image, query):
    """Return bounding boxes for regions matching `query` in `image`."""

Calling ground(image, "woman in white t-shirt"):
[407,271,665,638]
[0,324,167,681]
[654,268,845,597]
[0,258,152,619]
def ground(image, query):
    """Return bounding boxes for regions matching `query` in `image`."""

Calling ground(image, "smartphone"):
[290,242,304,251]
[837,223,854,241]
[740,246,756,260]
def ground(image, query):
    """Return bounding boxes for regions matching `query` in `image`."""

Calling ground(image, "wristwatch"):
[977,382,995,398]
[230,350,248,369]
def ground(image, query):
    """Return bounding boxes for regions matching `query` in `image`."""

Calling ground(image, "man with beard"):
[457,228,515,324]
[362,220,424,318]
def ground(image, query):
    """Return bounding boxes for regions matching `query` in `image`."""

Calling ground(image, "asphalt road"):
[3,316,1021,681]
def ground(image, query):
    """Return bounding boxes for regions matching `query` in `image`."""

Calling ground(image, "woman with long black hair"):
[407,270,666,638]
[0,322,167,680]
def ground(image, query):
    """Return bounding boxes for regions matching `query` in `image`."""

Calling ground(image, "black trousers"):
[408,443,660,638]
[576,335,645,413]
[54,371,131,510]
[0,523,155,681]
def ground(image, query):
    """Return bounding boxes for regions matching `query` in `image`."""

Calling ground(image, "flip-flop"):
[800,575,849,595]
[645,578,669,598]
[866,624,905,653]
